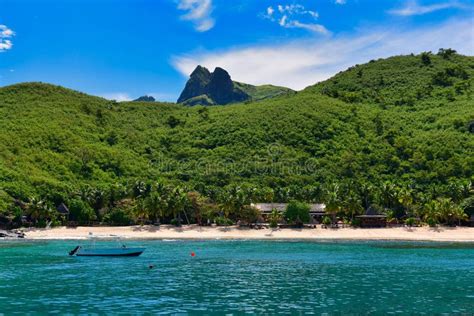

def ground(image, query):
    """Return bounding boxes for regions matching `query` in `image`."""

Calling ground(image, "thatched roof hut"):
[252,203,325,214]
[56,203,70,215]
[356,207,387,228]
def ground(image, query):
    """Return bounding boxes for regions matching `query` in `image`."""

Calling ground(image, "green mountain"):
[177,65,294,105]
[133,95,155,102]
[0,51,473,226]
[233,81,295,102]
[306,49,472,106]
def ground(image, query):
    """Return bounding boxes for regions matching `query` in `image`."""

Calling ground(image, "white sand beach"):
[22,225,474,242]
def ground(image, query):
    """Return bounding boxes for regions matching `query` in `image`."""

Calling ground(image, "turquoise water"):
[0,240,473,314]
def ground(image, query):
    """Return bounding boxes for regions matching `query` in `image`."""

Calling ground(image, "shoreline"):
[15,225,474,242]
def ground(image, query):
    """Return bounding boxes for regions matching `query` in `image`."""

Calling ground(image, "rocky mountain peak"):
[177,65,293,106]
[133,95,156,102]
[177,65,212,103]
[177,65,248,105]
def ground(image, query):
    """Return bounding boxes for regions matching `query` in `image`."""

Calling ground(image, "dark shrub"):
[420,52,431,66]
[405,217,419,227]
[284,201,310,225]
[240,205,260,224]
[351,218,361,227]
[69,199,96,225]
[103,208,132,226]
[167,115,181,128]
[269,209,282,228]
[437,48,456,59]
[322,216,332,227]
[215,216,234,226]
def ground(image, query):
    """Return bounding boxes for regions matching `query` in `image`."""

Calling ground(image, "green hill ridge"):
[0,50,473,226]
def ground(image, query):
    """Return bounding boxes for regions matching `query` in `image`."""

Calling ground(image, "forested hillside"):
[0,50,473,227]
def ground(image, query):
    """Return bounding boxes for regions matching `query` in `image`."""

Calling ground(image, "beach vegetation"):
[350,217,361,227]
[268,209,282,228]
[284,201,311,226]
[215,216,234,226]
[322,216,332,228]
[405,217,419,227]
[239,205,261,225]
[69,198,96,225]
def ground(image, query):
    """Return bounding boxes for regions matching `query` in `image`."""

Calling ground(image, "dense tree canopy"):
[0,51,472,227]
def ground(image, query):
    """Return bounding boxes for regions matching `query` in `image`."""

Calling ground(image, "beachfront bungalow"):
[57,203,70,222]
[356,208,387,228]
[252,203,326,223]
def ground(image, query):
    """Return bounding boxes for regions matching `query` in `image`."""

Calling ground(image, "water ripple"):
[0,240,473,314]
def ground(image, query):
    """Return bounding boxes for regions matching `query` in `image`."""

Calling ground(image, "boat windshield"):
[84,233,127,249]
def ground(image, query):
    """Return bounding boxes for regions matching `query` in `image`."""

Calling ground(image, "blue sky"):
[0,0,473,101]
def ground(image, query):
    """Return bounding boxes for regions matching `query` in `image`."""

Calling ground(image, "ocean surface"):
[0,239,473,314]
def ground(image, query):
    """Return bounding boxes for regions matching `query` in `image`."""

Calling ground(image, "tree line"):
[1,179,472,228]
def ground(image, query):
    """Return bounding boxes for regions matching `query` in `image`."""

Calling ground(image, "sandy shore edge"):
[17,225,474,242]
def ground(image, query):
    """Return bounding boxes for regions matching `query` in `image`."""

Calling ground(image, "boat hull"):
[75,248,145,257]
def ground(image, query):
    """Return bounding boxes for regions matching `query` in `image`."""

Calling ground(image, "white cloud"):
[286,21,329,34]
[335,0,347,4]
[172,19,473,90]
[0,40,12,51]
[267,6,274,16]
[101,93,132,102]
[0,24,14,52]
[389,0,466,16]
[178,0,215,32]
[264,4,328,35]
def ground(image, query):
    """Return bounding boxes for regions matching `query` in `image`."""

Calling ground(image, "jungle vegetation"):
[0,50,472,227]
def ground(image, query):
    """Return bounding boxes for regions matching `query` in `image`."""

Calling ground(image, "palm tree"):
[154,181,168,194]
[324,183,341,223]
[344,192,363,220]
[219,192,234,219]
[275,187,290,203]
[77,185,93,203]
[357,182,373,211]
[260,187,275,203]
[452,204,468,226]
[437,198,467,226]
[133,197,149,224]
[447,181,465,203]
[219,185,250,219]
[27,197,51,226]
[167,187,189,225]
[107,183,128,208]
[397,187,414,217]
[268,209,282,228]
[90,188,106,214]
[426,184,442,201]
[379,181,397,210]
[460,181,473,200]
[187,191,206,225]
[131,180,151,199]
[422,200,440,227]
[143,192,168,224]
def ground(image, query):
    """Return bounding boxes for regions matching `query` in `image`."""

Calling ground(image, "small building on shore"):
[56,203,70,222]
[356,208,387,228]
[252,203,326,223]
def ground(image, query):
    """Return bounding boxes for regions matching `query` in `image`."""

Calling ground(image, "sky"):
[0,0,473,102]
